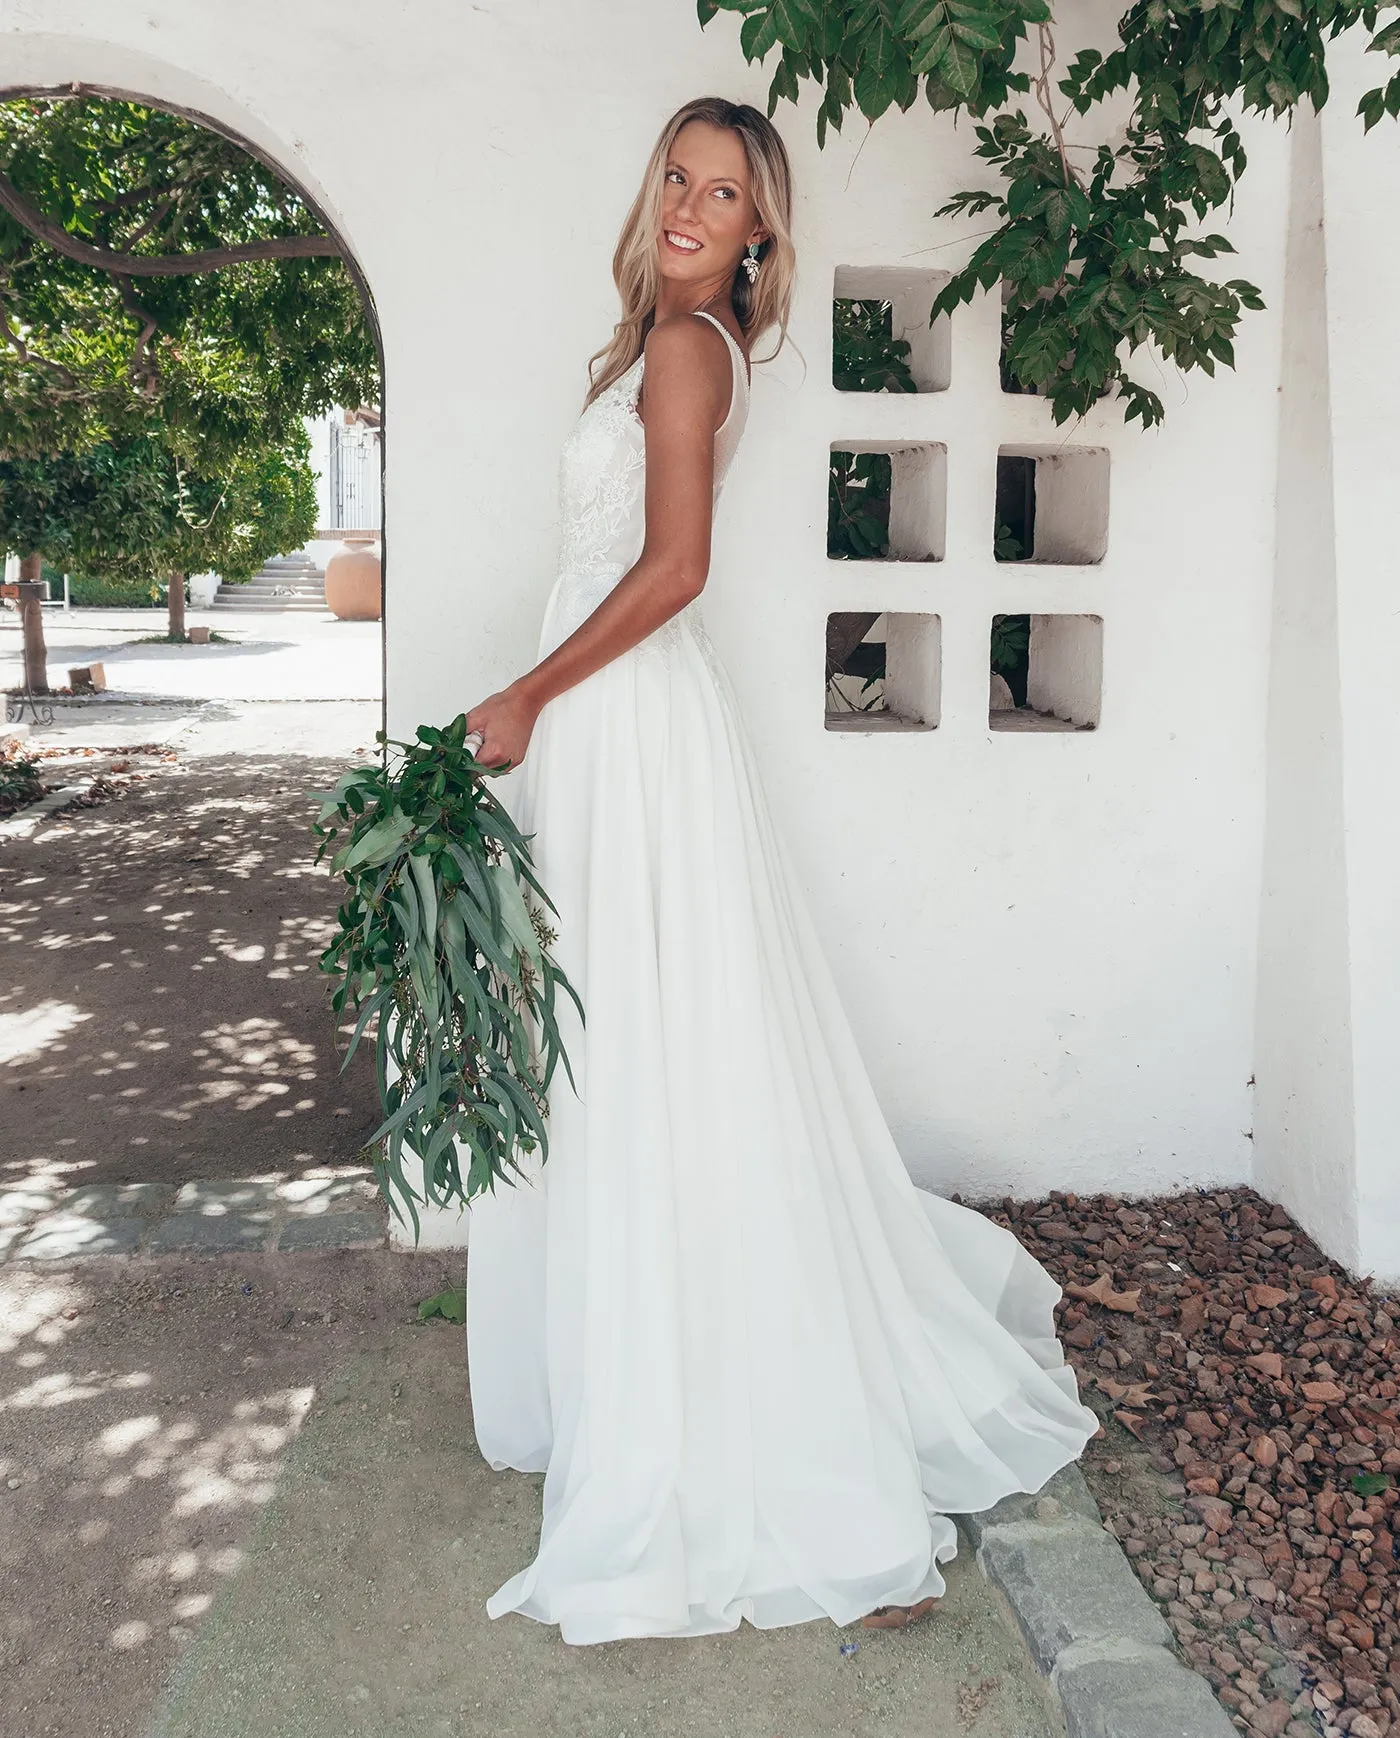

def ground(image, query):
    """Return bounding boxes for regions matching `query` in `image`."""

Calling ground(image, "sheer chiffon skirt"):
[465,608,1101,1646]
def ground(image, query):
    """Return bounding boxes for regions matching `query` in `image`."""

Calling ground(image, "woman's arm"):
[463,313,733,768]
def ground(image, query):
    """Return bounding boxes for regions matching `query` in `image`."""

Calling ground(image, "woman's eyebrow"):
[665,159,740,188]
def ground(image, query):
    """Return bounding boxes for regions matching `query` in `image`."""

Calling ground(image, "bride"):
[462,95,1100,1646]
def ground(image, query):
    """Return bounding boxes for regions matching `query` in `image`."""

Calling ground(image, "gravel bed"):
[969,1184,1399,1738]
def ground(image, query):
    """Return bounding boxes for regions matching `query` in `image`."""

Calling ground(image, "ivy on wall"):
[700,0,1400,427]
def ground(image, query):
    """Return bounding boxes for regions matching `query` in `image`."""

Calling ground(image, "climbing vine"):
[700,0,1400,427]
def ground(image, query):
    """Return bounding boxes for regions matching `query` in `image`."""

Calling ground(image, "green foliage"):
[700,0,1046,143]
[131,629,236,644]
[0,426,317,587]
[67,571,163,606]
[0,748,44,817]
[828,299,912,558]
[311,716,584,1244]
[418,1287,467,1325]
[833,297,918,392]
[828,449,892,557]
[0,95,377,462]
[990,611,1029,674]
[702,0,1400,428]
[993,517,1024,562]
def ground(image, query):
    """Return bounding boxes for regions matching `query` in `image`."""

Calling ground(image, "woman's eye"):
[714,187,735,199]
[666,169,684,184]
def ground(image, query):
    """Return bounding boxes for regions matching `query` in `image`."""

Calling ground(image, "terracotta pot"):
[324,539,382,621]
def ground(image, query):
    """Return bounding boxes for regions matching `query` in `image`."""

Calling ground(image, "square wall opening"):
[829,442,946,562]
[826,611,941,731]
[833,267,951,393]
[990,613,1102,731]
[995,446,1110,565]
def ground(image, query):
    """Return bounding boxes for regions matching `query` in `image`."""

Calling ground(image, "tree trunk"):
[18,553,49,693]
[167,570,186,639]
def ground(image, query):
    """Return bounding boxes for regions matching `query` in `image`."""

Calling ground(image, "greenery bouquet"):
[311,716,582,1244]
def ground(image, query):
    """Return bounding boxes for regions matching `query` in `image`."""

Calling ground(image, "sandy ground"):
[0,1248,457,1738]
[1,738,386,1192]
[0,1249,1066,1738]
[3,609,388,1197]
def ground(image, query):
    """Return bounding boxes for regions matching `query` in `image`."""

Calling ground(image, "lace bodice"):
[539,312,750,658]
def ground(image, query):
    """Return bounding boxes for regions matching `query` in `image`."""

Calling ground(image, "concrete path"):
[1,607,381,704]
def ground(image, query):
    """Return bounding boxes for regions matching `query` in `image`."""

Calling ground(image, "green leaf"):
[940,34,982,98]
[334,810,414,874]
[950,11,1002,53]
[418,1286,466,1325]
[910,21,953,73]
[740,8,781,58]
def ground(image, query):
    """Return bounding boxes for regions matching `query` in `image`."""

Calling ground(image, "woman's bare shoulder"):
[641,313,731,417]
[644,311,731,374]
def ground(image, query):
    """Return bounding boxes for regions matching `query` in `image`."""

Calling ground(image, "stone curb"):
[1,1172,389,1263]
[955,1463,1238,1738]
[0,781,91,839]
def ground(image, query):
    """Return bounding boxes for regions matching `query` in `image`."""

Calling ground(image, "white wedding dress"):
[465,310,1100,1645]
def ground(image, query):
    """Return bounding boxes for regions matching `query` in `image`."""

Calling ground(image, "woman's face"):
[658,119,766,292]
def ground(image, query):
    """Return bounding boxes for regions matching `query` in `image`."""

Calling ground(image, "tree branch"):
[114,275,160,394]
[0,282,81,394]
[1032,22,1080,189]
[117,195,177,253]
[0,167,340,275]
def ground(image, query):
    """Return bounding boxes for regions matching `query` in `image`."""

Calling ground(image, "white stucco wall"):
[1255,45,1400,1283]
[4,3,1394,1276]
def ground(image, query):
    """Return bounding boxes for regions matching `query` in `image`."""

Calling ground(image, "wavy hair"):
[584,97,795,407]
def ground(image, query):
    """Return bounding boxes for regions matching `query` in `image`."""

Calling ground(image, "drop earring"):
[742,241,762,284]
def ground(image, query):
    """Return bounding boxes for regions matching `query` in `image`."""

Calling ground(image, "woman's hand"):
[463,682,541,771]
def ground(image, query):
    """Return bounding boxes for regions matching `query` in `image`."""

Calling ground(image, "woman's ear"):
[747,224,770,249]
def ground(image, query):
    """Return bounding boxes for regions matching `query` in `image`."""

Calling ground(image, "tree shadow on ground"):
[0,1249,458,1738]
[0,753,381,1189]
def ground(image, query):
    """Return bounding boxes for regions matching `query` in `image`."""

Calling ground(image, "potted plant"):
[311,714,582,1242]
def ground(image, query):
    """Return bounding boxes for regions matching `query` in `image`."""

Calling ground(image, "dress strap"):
[692,309,751,390]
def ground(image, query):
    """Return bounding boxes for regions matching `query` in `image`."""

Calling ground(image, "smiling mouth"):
[664,230,702,253]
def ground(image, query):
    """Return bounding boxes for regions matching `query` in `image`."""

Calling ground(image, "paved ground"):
[1,606,381,703]
[3,609,388,1196]
[0,1248,1067,1738]
[1,733,385,1192]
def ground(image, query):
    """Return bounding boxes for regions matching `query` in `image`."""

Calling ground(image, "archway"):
[1,63,393,1209]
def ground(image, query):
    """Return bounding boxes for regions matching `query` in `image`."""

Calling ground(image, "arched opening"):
[1,78,391,1215]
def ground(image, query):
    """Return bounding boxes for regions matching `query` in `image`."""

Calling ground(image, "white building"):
[4,3,1398,1281]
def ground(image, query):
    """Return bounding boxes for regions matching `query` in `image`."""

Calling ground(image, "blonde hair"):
[585,97,795,407]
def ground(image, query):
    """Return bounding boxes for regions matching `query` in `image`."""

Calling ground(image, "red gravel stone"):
[976,1184,1400,1738]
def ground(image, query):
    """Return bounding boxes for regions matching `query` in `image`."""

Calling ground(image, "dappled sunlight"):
[2,753,381,1187]
[0,1263,331,1679]
[0,1219,452,1734]
[0,999,93,1064]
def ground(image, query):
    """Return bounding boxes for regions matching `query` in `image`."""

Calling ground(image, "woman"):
[463,96,1100,1646]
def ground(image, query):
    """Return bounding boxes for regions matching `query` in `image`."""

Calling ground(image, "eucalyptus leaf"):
[312,714,583,1237]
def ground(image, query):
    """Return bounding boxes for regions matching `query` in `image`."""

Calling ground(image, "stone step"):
[211,596,328,611]
[219,583,324,596]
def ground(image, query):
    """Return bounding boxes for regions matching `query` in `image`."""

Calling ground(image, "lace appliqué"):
[541,346,735,671]
[547,357,647,645]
